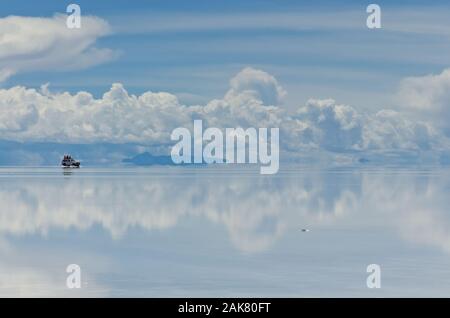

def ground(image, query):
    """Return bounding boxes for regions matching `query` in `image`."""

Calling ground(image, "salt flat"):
[0,166,449,297]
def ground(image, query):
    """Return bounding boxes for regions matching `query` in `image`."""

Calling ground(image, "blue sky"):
[1,0,450,108]
[1,1,450,164]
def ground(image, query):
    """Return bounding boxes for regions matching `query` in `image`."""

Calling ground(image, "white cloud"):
[362,110,441,151]
[0,68,287,144]
[398,68,450,134]
[0,67,448,157]
[225,67,286,105]
[292,98,363,151]
[0,68,15,82]
[283,98,443,153]
[0,14,115,82]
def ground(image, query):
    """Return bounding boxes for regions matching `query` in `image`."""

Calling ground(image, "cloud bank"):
[1,66,450,160]
[0,14,115,82]
[398,69,450,136]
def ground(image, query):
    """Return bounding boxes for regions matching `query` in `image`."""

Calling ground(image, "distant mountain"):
[0,140,166,166]
[358,157,370,164]
[122,152,174,166]
[122,152,211,166]
[2,139,450,167]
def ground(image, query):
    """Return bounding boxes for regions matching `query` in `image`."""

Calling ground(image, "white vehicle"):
[61,154,80,167]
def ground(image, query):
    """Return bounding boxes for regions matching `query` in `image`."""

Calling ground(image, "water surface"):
[1,166,450,297]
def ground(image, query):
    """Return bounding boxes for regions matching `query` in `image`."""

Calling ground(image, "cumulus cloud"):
[291,98,363,151]
[0,68,286,144]
[224,67,286,105]
[0,67,448,158]
[398,68,450,135]
[282,98,443,154]
[0,14,115,82]
[362,110,442,151]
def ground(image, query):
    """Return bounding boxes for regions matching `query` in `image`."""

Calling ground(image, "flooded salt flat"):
[1,166,450,297]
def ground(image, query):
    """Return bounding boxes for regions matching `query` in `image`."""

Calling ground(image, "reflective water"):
[1,166,450,297]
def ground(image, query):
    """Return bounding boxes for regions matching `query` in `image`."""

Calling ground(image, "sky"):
[2,0,450,106]
[1,0,450,164]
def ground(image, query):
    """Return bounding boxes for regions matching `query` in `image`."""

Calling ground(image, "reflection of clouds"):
[359,172,450,253]
[1,170,450,254]
[0,172,353,253]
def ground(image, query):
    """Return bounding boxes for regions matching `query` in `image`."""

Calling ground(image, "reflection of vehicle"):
[61,155,80,167]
